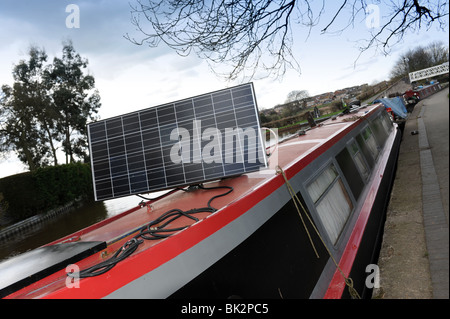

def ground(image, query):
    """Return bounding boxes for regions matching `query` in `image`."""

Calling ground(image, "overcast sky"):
[0,0,448,177]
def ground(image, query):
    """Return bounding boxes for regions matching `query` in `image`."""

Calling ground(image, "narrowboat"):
[0,102,401,299]
[403,82,442,104]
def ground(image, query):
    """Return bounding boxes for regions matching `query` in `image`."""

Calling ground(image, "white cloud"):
[0,154,27,178]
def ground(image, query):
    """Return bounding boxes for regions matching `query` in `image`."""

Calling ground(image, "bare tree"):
[285,90,309,103]
[390,41,449,79]
[126,0,448,81]
[427,40,450,65]
[353,1,449,55]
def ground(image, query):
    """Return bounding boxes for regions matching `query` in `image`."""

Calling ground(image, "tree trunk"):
[42,120,58,166]
[19,130,36,172]
[65,126,73,164]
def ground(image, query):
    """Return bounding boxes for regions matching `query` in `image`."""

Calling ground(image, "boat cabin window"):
[349,141,370,182]
[356,126,378,167]
[370,116,389,148]
[380,111,393,133]
[307,164,353,245]
[336,145,365,200]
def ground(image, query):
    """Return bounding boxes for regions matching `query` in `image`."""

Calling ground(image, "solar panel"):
[87,83,267,201]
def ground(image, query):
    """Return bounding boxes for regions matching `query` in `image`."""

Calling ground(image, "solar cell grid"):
[87,83,266,201]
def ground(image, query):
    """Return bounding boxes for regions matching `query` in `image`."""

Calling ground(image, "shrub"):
[0,163,93,222]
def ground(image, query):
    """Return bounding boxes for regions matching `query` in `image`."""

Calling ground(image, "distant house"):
[333,89,347,98]
[306,100,316,108]
[264,84,369,113]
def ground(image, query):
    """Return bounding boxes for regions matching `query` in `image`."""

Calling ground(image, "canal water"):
[0,128,299,264]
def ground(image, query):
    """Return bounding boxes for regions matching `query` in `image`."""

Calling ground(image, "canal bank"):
[0,197,83,242]
[374,87,449,299]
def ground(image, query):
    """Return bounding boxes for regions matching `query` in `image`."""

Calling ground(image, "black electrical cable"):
[74,237,143,278]
[135,188,181,201]
[198,184,234,211]
[68,184,233,279]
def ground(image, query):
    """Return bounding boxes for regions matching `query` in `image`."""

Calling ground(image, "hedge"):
[0,163,94,222]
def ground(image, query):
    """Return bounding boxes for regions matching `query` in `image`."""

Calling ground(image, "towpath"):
[374,87,449,299]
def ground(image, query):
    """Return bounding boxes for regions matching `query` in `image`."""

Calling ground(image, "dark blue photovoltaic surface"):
[87,83,266,201]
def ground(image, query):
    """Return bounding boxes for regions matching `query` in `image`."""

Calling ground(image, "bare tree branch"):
[357,0,449,54]
[125,0,449,81]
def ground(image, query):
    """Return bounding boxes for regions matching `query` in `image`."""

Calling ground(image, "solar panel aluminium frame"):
[87,83,267,201]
